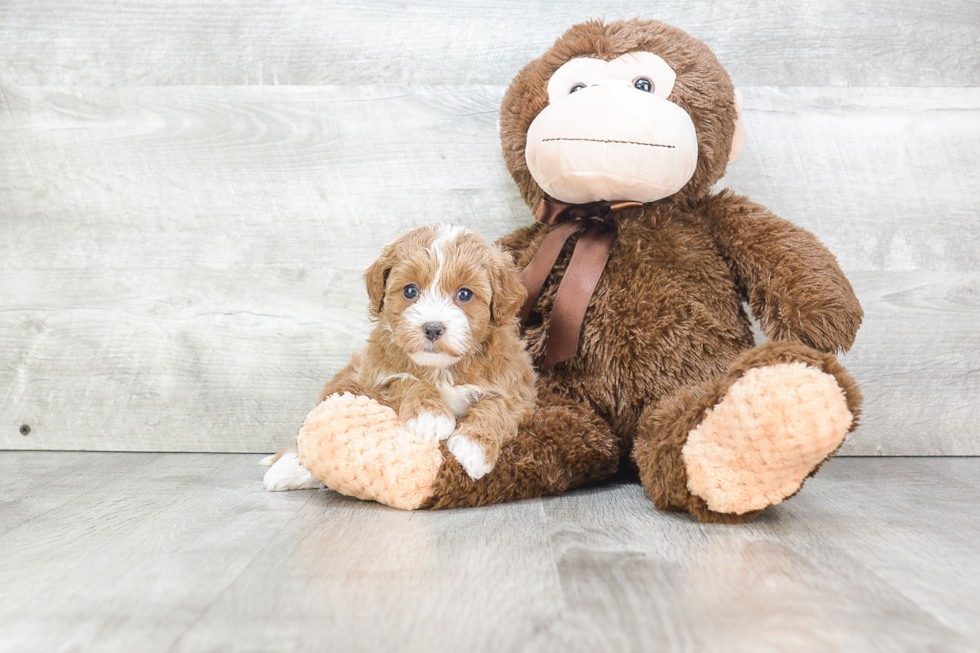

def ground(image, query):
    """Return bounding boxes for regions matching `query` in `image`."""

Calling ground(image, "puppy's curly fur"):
[321,223,537,480]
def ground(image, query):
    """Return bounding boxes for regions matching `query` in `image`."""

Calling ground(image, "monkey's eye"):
[569,83,586,94]
[455,288,474,303]
[633,77,654,93]
[403,284,419,300]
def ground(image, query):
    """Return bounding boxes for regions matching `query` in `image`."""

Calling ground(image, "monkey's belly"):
[571,262,754,437]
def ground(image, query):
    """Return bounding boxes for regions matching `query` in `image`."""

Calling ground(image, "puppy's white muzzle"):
[402,290,471,366]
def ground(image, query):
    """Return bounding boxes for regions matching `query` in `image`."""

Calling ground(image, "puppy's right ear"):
[364,245,395,318]
[489,245,527,325]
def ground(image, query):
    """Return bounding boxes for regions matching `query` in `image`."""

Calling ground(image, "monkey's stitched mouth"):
[542,137,675,149]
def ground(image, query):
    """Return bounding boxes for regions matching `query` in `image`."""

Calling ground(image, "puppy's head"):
[365,223,526,368]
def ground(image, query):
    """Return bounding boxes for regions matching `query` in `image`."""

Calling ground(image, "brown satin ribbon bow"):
[518,196,642,369]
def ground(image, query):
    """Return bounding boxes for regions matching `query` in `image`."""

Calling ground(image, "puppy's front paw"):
[406,412,456,441]
[447,435,494,480]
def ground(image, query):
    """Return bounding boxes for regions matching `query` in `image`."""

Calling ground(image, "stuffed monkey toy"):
[294,18,863,523]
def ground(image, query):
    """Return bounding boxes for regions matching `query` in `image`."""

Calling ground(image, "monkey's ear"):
[364,245,395,318]
[728,87,746,164]
[489,246,527,325]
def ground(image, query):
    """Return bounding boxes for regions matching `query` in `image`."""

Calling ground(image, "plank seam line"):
[163,489,320,653]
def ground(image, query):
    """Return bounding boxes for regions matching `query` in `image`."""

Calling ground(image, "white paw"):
[447,435,494,480]
[406,412,456,441]
[257,454,277,467]
[263,452,322,492]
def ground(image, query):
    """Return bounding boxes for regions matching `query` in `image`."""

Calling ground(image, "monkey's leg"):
[423,384,620,509]
[632,340,862,523]
[293,376,619,510]
[262,359,386,492]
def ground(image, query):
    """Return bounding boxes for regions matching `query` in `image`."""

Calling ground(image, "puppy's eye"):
[633,77,654,93]
[455,288,474,303]
[569,83,586,94]
[403,284,419,300]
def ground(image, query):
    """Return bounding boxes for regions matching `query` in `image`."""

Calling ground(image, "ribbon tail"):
[542,227,616,369]
[535,196,570,225]
[518,221,585,326]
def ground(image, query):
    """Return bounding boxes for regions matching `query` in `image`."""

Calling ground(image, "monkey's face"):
[525,52,699,204]
[500,19,745,208]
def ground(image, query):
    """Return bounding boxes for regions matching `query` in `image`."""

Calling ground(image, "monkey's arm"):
[703,191,863,353]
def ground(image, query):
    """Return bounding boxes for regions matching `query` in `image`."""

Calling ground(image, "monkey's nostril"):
[423,322,445,341]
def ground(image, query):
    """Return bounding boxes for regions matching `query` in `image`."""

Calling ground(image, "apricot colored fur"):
[321,225,536,475]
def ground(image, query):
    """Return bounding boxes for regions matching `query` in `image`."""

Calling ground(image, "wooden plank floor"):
[1,454,978,652]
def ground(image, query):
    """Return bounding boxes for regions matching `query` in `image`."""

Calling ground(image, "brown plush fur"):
[423,379,620,510]
[418,19,864,521]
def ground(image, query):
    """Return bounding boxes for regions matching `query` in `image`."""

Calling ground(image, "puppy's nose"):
[423,322,445,341]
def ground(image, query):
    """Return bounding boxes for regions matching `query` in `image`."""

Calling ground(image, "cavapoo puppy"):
[264,223,536,489]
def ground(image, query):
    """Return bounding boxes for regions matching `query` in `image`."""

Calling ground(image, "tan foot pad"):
[682,363,853,515]
[297,393,442,510]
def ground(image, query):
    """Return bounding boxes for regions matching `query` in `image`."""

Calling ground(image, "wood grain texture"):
[1,85,978,453]
[728,87,980,273]
[0,451,163,536]
[0,453,317,653]
[0,1,978,87]
[0,453,978,652]
[0,85,526,452]
[838,272,980,456]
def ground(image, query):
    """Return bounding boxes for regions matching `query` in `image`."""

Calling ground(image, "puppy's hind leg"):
[257,449,289,466]
[263,450,323,492]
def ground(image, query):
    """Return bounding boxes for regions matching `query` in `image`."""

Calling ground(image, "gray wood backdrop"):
[1,1,978,454]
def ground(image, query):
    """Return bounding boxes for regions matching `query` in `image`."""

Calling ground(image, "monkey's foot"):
[297,393,442,510]
[681,362,853,515]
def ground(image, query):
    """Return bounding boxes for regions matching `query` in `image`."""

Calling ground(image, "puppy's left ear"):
[489,246,527,325]
[364,244,395,318]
